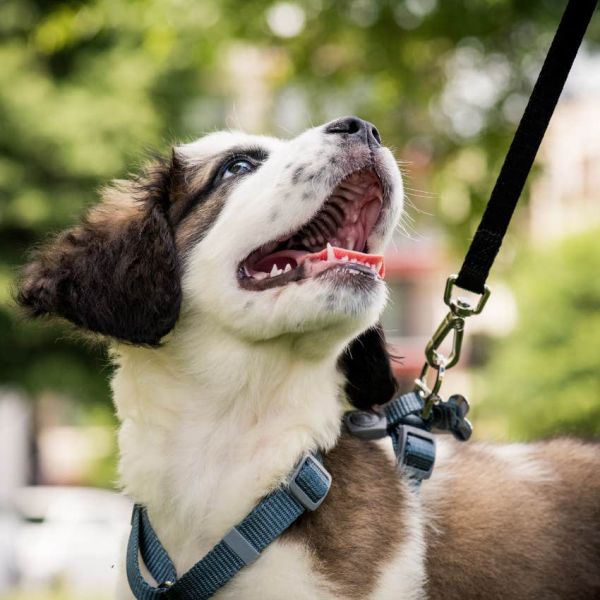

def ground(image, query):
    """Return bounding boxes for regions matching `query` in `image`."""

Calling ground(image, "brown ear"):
[17,160,181,346]
[339,324,397,409]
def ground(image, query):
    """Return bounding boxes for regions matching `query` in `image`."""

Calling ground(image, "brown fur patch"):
[285,434,408,599]
[423,439,600,600]
[174,182,230,258]
[17,160,181,345]
[16,149,233,343]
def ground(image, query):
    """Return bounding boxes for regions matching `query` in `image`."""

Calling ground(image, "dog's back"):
[284,435,600,599]
[423,438,600,599]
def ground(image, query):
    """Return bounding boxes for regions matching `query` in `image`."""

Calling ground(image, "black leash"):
[411,0,597,429]
[456,0,598,295]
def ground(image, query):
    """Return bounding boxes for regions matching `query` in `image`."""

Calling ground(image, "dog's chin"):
[192,271,387,357]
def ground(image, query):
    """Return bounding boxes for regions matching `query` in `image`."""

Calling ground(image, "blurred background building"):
[1,1,599,598]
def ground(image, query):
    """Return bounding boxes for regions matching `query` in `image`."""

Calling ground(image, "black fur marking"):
[291,166,305,185]
[17,162,182,346]
[339,324,397,409]
[171,146,267,227]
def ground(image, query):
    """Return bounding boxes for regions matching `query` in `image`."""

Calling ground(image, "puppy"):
[17,117,600,599]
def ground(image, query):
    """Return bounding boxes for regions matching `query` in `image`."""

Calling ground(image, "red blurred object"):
[384,249,440,278]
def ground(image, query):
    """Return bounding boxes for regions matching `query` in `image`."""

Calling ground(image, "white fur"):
[371,493,427,600]
[484,443,556,482]
[113,124,406,598]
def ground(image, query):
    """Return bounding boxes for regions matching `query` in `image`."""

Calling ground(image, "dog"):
[17,117,600,599]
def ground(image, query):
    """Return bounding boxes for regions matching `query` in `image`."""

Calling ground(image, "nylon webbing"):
[456,0,598,294]
[126,454,331,600]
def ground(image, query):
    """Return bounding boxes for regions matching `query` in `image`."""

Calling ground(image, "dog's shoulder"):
[285,433,425,599]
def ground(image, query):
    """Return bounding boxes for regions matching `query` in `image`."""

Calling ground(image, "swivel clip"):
[415,275,491,418]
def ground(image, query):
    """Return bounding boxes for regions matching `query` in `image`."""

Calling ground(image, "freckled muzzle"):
[238,168,385,291]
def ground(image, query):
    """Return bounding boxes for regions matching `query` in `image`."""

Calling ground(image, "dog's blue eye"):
[222,159,254,180]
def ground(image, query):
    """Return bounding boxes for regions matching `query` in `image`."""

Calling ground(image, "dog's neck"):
[111,321,348,570]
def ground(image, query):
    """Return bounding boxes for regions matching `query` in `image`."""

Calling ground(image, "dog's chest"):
[117,434,427,600]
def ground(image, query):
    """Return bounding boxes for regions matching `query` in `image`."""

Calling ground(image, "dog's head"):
[18,117,402,377]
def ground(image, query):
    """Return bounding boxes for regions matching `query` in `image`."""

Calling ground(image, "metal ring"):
[444,275,491,317]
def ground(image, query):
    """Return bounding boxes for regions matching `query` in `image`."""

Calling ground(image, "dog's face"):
[18,117,402,355]
[178,118,402,344]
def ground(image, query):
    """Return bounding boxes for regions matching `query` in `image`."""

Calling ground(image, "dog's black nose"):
[325,116,382,148]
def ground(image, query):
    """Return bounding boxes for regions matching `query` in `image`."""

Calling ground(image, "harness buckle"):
[287,454,332,511]
[394,425,436,481]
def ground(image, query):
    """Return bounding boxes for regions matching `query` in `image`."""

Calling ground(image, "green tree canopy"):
[1,0,598,407]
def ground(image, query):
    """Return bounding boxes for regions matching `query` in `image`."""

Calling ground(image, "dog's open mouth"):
[239,169,384,290]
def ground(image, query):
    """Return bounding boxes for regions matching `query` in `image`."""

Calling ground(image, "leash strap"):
[126,454,331,600]
[455,0,598,295]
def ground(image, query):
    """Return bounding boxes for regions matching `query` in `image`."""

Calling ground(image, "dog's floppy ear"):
[17,158,182,346]
[339,324,397,409]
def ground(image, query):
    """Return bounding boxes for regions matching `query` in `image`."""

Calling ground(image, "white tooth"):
[270,264,279,277]
[254,272,267,280]
[341,255,349,262]
[326,242,335,261]
[377,262,383,272]
[351,258,358,263]
[284,263,292,273]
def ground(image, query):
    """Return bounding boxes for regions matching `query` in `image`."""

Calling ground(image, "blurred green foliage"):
[475,228,600,440]
[1,0,599,474]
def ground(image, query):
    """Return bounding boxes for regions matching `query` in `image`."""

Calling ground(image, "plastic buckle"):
[395,425,436,481]
[344,410,387,440]
[287,454,332,511]
[429,394,473,442]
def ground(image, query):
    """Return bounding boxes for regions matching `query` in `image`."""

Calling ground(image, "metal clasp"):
[415,361,445,400]
[415,275,491,418]
[424,311,465,370]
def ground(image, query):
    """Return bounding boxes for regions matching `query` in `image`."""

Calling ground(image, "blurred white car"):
[12,486,131,594]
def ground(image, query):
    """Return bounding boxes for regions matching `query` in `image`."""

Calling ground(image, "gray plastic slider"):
[344,410,387,440]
